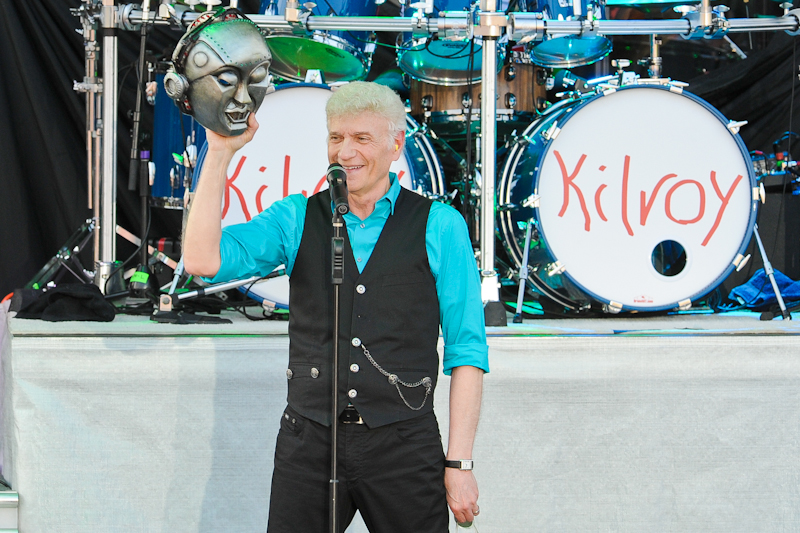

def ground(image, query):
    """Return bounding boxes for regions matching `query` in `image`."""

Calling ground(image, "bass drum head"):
[498,85,757,312]
[195,83,446,308]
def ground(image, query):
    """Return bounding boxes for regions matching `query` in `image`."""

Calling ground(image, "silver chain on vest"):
[359,343,432,411]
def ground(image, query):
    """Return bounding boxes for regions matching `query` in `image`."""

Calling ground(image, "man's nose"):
[338,137,356,160]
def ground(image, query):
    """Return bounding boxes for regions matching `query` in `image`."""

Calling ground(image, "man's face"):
[327,112,404,199]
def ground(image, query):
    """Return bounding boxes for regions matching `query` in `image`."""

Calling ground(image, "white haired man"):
[184,81,488,532]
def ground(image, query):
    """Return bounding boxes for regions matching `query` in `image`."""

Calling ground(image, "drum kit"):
[130,0,792,316]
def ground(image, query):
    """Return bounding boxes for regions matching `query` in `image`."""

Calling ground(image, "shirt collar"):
[330,172,401,216]
[383,172,401,215]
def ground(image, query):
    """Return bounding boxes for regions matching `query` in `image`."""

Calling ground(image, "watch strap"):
[444,459,474,471]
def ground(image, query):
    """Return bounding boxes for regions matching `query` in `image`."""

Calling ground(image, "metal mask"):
[165,11,273,136]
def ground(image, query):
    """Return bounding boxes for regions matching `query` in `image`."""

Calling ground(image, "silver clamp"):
[785,8,800,35]
[285,0,313,34]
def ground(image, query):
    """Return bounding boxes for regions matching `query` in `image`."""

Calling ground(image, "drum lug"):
[733,253,751,272]
[522,194,540,208]
[676,299,692,311]
[546,261,565,276]
[541,121,560,141]
[727,120,748,135]
[603,301,623,314]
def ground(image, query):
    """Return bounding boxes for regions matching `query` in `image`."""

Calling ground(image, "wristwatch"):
[444,459,474,471]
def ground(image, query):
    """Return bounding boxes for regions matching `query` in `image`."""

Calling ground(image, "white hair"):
[326,82,406,146]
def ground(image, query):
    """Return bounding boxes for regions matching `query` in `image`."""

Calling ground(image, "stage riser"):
[2,314,799,532]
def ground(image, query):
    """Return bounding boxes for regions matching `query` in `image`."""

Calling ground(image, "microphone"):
[327,163,349,215]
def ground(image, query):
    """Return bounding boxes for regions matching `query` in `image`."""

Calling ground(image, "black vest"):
[287,188,440,427]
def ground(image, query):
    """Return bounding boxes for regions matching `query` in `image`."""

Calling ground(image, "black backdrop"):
[1,0,799,300]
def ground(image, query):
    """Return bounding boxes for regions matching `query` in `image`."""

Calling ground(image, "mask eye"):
[216,71,239,88]
[250,66,267,84]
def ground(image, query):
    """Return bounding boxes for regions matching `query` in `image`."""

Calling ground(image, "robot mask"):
[165,12,273,136]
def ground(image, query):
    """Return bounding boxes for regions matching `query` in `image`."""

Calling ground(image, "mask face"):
[182,19,272,136]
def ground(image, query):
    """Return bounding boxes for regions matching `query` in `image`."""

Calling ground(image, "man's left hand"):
[445,467,480,524]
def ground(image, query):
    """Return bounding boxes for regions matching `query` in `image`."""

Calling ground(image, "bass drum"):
[498,83,758,313]
[195,83,447,308]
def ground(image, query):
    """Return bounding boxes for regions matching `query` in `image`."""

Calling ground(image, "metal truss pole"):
[476,0,507,324]
[101,0,118,262]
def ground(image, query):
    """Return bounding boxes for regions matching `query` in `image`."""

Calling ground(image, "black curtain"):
[0,1,798,298]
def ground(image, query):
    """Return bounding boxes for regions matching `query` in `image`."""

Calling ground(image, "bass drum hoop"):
[498,85,758,312]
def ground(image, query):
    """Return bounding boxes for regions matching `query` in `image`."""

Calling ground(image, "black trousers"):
[267,405,449,533]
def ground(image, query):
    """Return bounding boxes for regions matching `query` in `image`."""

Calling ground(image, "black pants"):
[267,405,449,533]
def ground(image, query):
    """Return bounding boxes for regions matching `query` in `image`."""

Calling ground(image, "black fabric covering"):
[0,1,797,300]
[0,0,259,299]
[11,283,116,322]
[687,32,800,153]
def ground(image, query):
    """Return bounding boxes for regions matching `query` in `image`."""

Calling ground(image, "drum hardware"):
[513,218,535,323]
[733,253,751,272]
[25,220,97,291]
[751,224,791,320]
[637,35,663,78]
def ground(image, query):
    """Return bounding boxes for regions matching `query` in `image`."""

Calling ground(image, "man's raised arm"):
[183,114,259,278]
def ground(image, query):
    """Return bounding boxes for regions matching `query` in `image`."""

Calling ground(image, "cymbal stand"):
[753,224,791,320]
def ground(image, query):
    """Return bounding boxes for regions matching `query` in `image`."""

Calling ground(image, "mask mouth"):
[225,102,251,128]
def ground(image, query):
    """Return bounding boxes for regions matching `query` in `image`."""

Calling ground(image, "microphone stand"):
[330,201,346,533]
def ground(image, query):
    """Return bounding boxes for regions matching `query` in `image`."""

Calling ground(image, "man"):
[184,81,488,532]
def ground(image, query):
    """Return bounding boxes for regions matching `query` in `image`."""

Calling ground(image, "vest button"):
[311,367,320,378]
[350,364,360,373]
[286,369,293,380]
[356,284,366,294]
[348,389,358,399]
[351,337,362,347]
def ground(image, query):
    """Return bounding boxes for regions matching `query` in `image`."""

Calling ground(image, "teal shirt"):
[208,174,489,375]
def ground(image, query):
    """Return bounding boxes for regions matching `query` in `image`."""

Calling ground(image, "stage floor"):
[2,304,799,532]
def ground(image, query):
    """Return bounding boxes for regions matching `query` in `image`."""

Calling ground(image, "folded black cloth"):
[11,284,116,322]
